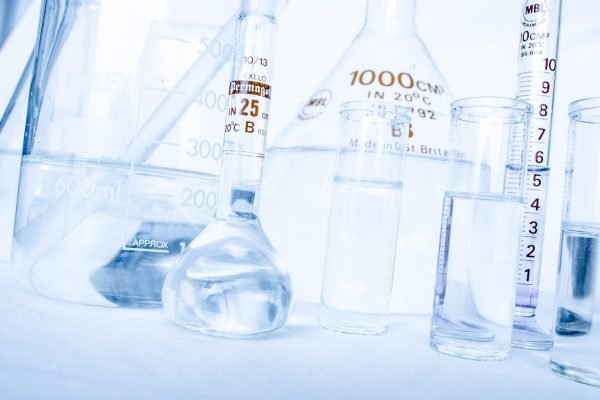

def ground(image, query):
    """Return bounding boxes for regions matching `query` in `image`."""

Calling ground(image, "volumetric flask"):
[163,0,292,337]
[550,98,600,386]
[261,0,453,314]
[319,101,411,335]
[13,0,238,307]
[430,97,531,361]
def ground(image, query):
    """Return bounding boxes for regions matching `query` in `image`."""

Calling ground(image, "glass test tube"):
[550,98,600,386]
[430,97,531,361]
[319,101,412,335]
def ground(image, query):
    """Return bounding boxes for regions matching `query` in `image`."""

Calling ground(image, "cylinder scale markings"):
[515,0,561,311]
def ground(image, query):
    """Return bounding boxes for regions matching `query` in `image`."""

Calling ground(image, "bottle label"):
[297,68,451,159]
[223,79,271,158]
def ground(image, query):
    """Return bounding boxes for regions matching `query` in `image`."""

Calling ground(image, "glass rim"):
[568,97,600,116]
[241,0,282,16]
[451,96,533,115]
[339,100,413,123]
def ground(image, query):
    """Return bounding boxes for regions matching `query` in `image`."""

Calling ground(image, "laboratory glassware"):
[430,97,531,361]
[162,0,292,338]
[319,101,411,335]
[0,0,33,48]
[13,0,240,307]
[0,6,34,262]
[512,0,562,351]
[0,59,31,263]
[261,0,453,314]
[550,98,600,386]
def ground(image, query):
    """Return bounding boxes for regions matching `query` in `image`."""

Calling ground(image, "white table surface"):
[0,265,598,400]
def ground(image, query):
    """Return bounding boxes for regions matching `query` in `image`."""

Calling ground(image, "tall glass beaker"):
[13,0,238,307]
[261,0,453,313]
[550,98,600,386]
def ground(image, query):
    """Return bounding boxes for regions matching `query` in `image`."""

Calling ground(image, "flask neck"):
[215,154,263,223]
[362,0,416,36]
[214,10,277,223]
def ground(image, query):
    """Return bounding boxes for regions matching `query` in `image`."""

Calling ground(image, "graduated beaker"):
[13,0,238,307]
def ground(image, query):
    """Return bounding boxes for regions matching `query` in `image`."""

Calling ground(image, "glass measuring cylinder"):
[550,98,600,386]
[319,101,411,335]
[512,0,562,351]
[12,0,239,307]
[261,0,453,314]
[430,97,531,361]
[162,0,292,337]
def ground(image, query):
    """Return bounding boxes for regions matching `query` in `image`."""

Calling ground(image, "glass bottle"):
[162,0,292,337]
[261,0,453,313]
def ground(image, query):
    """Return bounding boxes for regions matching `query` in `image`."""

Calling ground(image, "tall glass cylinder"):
[550,98,600,386]
[430,97,531,361]
[319,101,411,335]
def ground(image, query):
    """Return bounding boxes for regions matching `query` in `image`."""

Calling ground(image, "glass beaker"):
[319,101,411,335]
[430,97,531,361]
[13,0,238,307]
[261,0,453,314]
[550,98,600,386]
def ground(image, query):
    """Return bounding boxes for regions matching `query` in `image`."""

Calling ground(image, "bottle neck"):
[362,0,416,36]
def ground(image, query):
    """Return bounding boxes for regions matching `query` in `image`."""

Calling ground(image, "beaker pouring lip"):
[241,0,287,16]
[569,97,600,120]
[451,96,532,123]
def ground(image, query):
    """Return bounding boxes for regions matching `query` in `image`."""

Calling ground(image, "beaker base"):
[511,316,552,350]
[319,305,387,335]
[550,360,600,387]
[430,341,509,361]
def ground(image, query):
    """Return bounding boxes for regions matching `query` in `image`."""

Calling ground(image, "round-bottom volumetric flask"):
[162,0,292,337]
